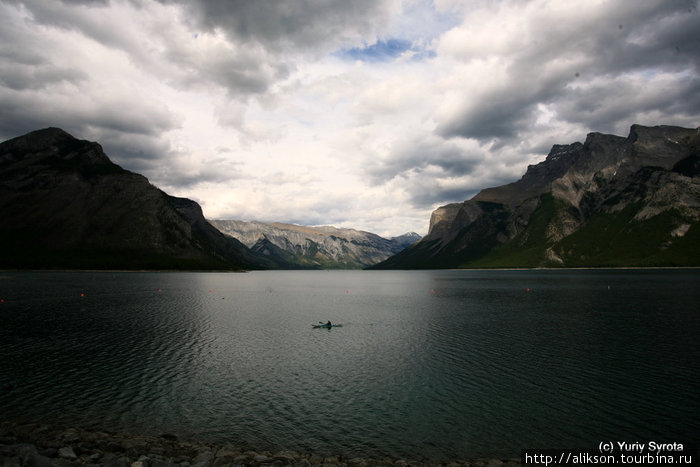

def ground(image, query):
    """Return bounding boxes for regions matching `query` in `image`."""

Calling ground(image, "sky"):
[1,0,698,237]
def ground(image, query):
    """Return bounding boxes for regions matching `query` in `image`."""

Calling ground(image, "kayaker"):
[326,320,332,327]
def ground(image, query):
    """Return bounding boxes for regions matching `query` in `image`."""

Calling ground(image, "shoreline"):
[0,422,522,467]
[2,266,699,273]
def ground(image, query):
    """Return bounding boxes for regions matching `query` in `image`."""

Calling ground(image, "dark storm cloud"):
[0,85,177,138]
[163,39,289,97]
[0,4,88,91]
[439,0,700,144]
[439,88,547,142]
[407,183,479,209]
[366,134,484,185]
[5,0,139,55]
[554,74,700,132]
[0,61,86,91]
[401,167,524,210]
[4,0,288,100]
[160,0,396,51]
[90,130,175,168]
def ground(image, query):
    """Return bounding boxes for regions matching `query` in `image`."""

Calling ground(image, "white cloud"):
[0,0,698,237]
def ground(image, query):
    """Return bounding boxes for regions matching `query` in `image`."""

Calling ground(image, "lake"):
[0,269,698,461]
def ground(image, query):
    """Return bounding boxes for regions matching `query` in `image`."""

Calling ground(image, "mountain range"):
[2,125,697,270]
[210,220,420,269]
[0,128,259,270]
[0,128,418,270]
[372,124,700,269]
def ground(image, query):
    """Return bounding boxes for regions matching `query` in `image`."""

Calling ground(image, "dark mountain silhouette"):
[0,128,261,270]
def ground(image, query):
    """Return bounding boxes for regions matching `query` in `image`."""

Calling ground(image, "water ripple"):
[1,270,698,461]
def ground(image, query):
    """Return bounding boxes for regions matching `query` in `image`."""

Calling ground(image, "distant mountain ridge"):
[372,124,700,269]
[0,128,260,270]
[0,127,419,270]
[210,219,420,269]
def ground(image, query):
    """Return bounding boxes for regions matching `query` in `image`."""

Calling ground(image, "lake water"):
[0,269,698,461]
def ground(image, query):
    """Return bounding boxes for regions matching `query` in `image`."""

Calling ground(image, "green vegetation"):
[460,195,699,268]
[466,194,565,268]
[555,207,699,267]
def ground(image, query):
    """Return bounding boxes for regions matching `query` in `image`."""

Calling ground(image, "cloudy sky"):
[1,0,698,236]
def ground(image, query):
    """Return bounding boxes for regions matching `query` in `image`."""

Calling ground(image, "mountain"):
[210,220,421,269]
[372,124,700,269]
[389,232,423,249]
[0,128,261,270]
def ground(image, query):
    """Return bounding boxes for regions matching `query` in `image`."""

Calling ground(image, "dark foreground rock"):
[0,422,521,467]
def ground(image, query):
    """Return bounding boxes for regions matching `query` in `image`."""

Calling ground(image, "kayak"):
[312,324,343,328]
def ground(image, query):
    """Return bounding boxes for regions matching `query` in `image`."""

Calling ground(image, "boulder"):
[58,446,77,460]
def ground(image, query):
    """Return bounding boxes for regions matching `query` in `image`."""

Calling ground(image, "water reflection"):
[0,270,698,460]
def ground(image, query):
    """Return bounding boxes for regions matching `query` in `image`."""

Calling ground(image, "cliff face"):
[210,220,420,269]
[0,128,259,270]
[373,125,700,269]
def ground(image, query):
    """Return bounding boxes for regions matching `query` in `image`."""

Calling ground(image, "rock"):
[0,456,21,467]
[150,460,178,467]
[102,441,126,453]
[470,460,504,467]
[103,456,131,467]
[122,440,149,459]
[60,429,81,444]
[254,454,273,463]
[308,455,324,465]
[24,451,54,467]
[149,447,166,457]
[212,447,240,467]
[215,447,239,459]
[346,458,367,467]
[273,453,297,464]
[58,446,78,460]
[193,450,215,463]
[0,445,17,457]
[38,448,58,458]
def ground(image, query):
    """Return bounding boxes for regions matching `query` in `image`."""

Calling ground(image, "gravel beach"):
[0,422,522,467]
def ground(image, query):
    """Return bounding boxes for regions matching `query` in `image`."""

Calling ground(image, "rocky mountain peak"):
[210,220,419,269]
[390,232,422,247]
[545,142,583,163]
[0,128,258,270]
[0,127,113,169]
[375,123,699,269]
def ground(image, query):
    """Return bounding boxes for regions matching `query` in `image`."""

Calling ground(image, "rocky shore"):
[0,423,521,467]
